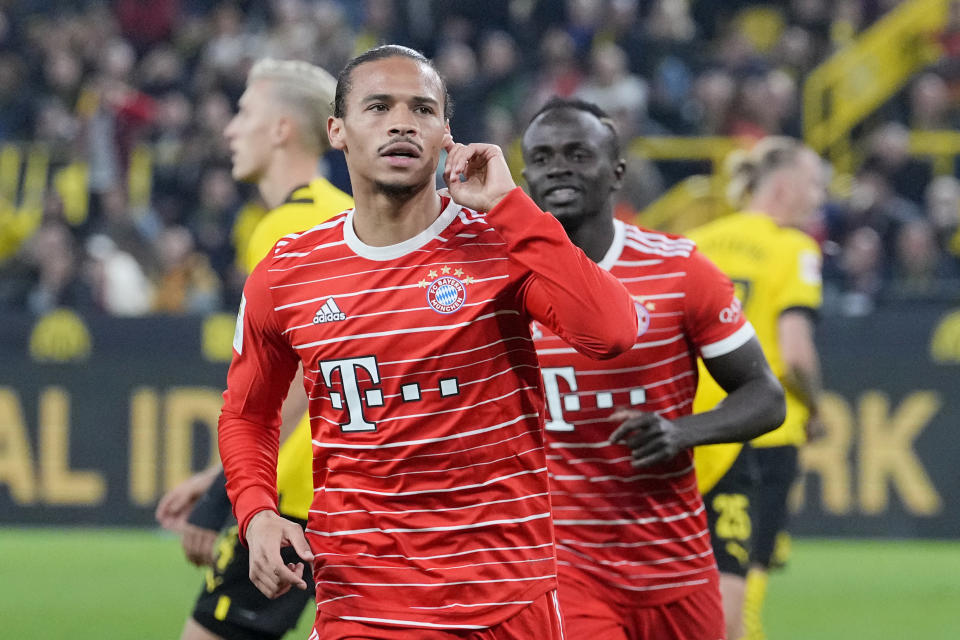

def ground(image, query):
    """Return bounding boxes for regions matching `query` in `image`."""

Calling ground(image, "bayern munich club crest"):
[427,276,466,313]
[419,265,473,314]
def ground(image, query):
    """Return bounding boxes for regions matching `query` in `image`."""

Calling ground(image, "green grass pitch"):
[1,528,957,639]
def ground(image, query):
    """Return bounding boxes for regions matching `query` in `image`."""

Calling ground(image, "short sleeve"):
[774,235,823,314]
[683,248,755,360]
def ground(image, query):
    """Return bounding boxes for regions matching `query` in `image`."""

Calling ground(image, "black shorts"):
[192,522,314,640]
[751,445,799,569]
[704,445,757,578]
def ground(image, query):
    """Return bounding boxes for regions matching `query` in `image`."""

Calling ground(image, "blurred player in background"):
[521,97,785,640]
[218,45,638,639]
[691,136,826,640]
[155,58,353,640]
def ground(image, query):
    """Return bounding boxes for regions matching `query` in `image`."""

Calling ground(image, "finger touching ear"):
[442,133,455,153]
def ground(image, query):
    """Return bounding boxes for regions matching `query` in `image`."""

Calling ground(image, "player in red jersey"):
[218,46,638,639]
[521,97,786,640]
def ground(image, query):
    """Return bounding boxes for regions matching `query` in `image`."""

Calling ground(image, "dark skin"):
[522,107,785,466]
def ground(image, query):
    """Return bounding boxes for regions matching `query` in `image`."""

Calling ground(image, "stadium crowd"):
[0,0,958,318]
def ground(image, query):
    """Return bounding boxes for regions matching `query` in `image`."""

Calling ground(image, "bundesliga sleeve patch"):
[633,299,651,337]
[233,294,246,354]
[799,250,822,285]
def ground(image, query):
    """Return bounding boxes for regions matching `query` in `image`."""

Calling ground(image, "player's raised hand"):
[442,134,516,212]
[155,468,218,531]
[245,509,314,599]
[609,409,690,468]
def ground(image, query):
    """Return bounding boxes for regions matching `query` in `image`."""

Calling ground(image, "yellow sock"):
[741,568,769,640]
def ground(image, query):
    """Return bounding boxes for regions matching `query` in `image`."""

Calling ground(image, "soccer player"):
[155,58,353,640]
[218,45,638,639]
[690,136,826,640]
[521,97,785,640]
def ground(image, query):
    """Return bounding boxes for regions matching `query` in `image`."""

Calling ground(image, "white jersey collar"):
[597,218,626,271]
[344,190,461,261]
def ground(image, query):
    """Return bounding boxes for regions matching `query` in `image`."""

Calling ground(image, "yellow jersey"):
[688,212,822,492]
[242,177,353,519]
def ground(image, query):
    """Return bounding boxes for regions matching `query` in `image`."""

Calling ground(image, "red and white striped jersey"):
[218,188,637,629]
[534,219,754,606]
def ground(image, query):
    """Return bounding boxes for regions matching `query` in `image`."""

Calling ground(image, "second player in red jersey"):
[218,48,637,638]
[521,98,786,640]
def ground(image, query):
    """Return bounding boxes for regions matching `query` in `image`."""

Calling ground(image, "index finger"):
[608,414,656,444]
[442,133,455,153]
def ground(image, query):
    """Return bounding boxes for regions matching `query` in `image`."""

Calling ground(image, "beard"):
[374,174,433,201]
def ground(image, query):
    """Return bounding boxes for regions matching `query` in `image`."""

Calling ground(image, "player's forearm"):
[778,310,822,414]
[186,468,232,531]
[488,188,636,359]
[218,411,281,543]
[677,373,785,447]
[783,357,823,415]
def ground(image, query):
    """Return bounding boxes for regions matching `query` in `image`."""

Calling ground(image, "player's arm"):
[776,240,824,437]
[779,308,824,437]
[218,261,313,598]
[612,337,785,467]
[612,251,785,466]
[443,137,636,359]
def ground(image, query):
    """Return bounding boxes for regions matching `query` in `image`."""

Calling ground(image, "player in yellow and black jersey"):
[155,59,352,640]
[689,136,826,640]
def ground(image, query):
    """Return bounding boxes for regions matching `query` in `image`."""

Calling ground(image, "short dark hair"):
[528,97,621,159]
[333,44,453,120]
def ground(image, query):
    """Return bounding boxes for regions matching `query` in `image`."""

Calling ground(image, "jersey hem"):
[315,576,557,629]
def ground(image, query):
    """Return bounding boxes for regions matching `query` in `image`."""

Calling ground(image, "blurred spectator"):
[436,41,486,143]
[478,31,527,118]
[575,42,650,139]
[152,225,222,314]
[524,28,583,120]
[825,225,884,317]
[925,175,960,260]
[189,166,240,280]
[887,218,960,299]
[865,122,932,205]
[689,69,737,135]
[85,233,153,316]
[909,73,955,130]
[18,221,96,315]
[830,158,921,273]
[0,53,33,141]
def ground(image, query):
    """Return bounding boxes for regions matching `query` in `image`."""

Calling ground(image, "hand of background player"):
[180,523,218,566]
[245,509,314,599]
[442,135,516,212]
[609,409,690,467]
[154,467,219,531]
[805,413,827,442]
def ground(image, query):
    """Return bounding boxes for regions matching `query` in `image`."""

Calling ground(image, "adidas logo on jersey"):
[313,298,346,324]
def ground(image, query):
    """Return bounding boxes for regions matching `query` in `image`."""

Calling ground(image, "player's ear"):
[611,158,627,192]
[274,116,293,147]
[328,116,346,151]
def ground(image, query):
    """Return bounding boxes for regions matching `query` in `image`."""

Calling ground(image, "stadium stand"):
[0,0,958,319]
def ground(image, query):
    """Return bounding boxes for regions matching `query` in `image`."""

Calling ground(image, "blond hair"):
[248,58,337,154]
[726,136,807,208]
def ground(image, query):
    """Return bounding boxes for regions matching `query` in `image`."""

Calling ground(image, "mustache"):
[377,137,424,154]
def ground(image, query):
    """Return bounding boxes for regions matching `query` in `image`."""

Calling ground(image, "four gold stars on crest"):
[418,266,472,288]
